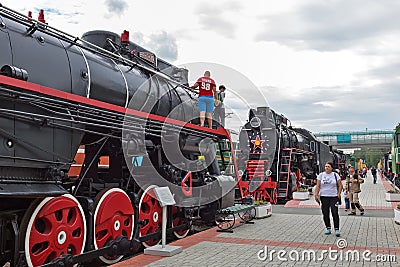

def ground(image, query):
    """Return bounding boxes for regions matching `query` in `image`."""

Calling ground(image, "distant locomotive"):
[392,124,400,185]
[0,5,236,267]
[383,123,400,188]
[382,152,392,179]
[236,107,348,203]
[331,148,349,178]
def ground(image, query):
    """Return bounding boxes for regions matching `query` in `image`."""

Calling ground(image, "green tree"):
[353,147,390,167]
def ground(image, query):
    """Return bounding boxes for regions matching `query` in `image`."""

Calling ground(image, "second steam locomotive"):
[236,107,348,203]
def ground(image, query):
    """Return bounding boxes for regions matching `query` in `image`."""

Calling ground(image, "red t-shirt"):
[196,76,216,97]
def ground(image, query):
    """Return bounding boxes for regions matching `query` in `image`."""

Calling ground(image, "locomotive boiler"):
[0,5,236,267]
[236,106,342,203]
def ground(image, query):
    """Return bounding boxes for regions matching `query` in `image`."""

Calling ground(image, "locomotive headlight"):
[238,170,244,176]
[250,116,261,128]
[265,170,272,176]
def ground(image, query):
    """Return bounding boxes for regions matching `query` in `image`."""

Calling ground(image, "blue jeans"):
[345,198,350,209]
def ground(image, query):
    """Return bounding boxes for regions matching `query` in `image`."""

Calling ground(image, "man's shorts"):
[198,96,214,113]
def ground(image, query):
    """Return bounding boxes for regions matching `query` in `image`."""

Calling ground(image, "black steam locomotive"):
[236,107,348,203]
[0,6,236,267]
[382,152,393,180]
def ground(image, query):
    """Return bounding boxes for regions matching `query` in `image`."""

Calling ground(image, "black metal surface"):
[6,18,72,93]
[0,183,66,197]
[0,15,13,70]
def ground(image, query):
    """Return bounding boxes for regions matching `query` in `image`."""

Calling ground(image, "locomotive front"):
[236,106,328,203]
[236,107,281,202]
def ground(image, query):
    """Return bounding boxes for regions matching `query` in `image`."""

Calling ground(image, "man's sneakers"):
[324,228,340,236]
[324,229,331,235]
[335,230,341,237]
[360,210,365,216]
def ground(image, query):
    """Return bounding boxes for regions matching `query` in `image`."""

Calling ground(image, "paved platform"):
[113,171,400,267]
[285,171,398,210]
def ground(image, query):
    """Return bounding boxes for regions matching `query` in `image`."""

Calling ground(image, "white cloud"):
[104,0,128,17]
[313,101,336,108]
[195,1,242,39]
[255,0,400,52]
[2,0,399,133]
[145,31,178,61]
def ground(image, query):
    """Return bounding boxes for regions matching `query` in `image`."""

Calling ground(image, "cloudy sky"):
[2,0,399,134]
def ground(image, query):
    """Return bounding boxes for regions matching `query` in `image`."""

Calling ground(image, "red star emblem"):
[251,135,265,150]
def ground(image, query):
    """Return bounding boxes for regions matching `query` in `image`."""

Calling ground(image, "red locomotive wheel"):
[171,206,191,239]
[138,185,162,247]
[93,188,134,264]
[21,195,86,267]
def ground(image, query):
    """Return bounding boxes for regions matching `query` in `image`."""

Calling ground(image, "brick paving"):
[112,171,400,267]
[285,171,397,210]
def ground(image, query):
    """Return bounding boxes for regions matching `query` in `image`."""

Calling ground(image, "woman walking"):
[314,162,343,236]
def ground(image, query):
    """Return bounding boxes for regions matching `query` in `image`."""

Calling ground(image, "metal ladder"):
[277,148,292,199]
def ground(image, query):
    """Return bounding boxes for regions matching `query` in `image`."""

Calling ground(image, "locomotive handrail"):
[0,4,196,93]
[0,83,223,144]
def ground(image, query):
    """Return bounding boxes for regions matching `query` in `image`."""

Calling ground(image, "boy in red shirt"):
[190,71,218,128]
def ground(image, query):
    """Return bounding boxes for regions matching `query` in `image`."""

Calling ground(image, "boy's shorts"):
[198,96,214,113]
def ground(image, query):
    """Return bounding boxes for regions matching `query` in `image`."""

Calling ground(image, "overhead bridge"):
[314,130,394,149]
